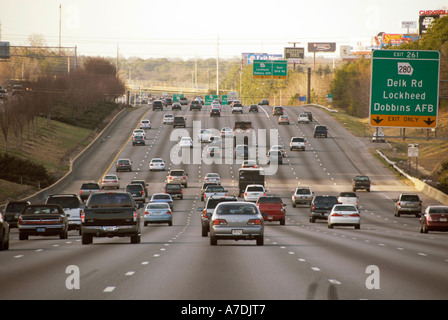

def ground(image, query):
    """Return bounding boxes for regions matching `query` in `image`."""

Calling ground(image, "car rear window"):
[81,183,100,189]
[170,171,185,176]
[47,196,81,208]
[247,186,264,191]
[296,189,311,195]
[257,197,282,203]
[88,193,133,207]
[401,195,420,201]
[216,204,257,215]
[315,196,338,204]
[206,198,237,209]
[126,185,143,192]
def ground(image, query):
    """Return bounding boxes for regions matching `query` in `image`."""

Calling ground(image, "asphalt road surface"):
[1,103,447,302]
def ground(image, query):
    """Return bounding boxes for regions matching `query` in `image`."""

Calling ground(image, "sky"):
[1,0,447,60]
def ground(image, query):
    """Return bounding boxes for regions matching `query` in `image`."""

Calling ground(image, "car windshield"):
[216,204,257,215]
[88,193,133,207]
[334,205,358,211]
[257,197,282,203]
[296,189,311,195]
[47,197,80,208]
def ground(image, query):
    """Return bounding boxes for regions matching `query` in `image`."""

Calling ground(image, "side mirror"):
[197,207,203,212]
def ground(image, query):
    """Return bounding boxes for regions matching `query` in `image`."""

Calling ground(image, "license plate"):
[232,229,243,235]
[102,226,117,232]
[440,218,447,222]
[37,228,45,233]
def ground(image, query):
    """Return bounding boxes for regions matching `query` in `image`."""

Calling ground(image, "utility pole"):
[216,35,219,96]
[59,4,62,49]
[288,41,301,70]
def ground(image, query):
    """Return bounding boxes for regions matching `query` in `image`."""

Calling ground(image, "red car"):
[256,196,286,225]
[420,205,448,233]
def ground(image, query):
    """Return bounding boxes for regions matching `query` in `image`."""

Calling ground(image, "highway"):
[1,103,448,302]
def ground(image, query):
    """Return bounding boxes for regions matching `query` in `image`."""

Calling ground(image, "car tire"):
[210,236,217,246]
[202,226,208,237]
[130,233,141,244]
[60,229,68,239]
[19,232,28,240]
[355,224,360,230]
[256,236,264,246]
[328,224,333,229]
[82,234,92,245]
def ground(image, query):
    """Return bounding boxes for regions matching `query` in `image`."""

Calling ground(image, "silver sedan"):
[209,202,264,246]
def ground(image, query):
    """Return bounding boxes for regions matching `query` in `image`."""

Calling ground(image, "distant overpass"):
[125,85,211,96]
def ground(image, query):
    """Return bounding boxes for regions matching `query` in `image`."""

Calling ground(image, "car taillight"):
[133,211,138,222]
[166,210,172,215]
[244,192,247,196]
[81,210,85,223]
[202,210,207,218]
[331,213,343,217]
[349,213,360,217]
[144,211,149,215]
[213,219,227,225]
[247,219,262,225]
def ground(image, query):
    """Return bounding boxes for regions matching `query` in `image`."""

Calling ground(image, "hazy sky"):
[1,0,447,59]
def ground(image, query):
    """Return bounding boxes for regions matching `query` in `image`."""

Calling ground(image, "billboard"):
[419,10,448,35]
[284,47,304,59]
[381,34,419,47]
[307,42,336,53]
[242,53,283,65]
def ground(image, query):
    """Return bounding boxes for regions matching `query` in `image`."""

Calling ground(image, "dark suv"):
[125,183,146,203]
[173,116,186,128]
[4,201,30,228]
[165,183,183,199]
[152,100,164,111]
[273,106,284,115]
[309,195,339,223]
[190,100,202,111]
[313,125,328,138]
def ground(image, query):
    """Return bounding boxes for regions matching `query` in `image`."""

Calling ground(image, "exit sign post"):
[369,50,440,128]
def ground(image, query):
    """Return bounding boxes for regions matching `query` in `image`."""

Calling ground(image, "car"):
[132,135,145,146]
[4,201,30,228]
[309,195,339,223]
[269,145,286,157]
[291,187,314,207]
[143,203,172,226]
[256,196,286,225]
[211,101,221,109]
[298,113,310,124]
[328,204,361,229]
[352,175,371,192]
[152,100,164,111]
[244,184,266,202]
[45,194,83,233]
[200,182,219,201]
[165,183,183,199]
[198,196,238,237]
[232,103,243,113]
[18,204,68,240]
[203,185,228,202]
[258,99,269,106]
[208,135,222,146]
[249,104,259,112]
[394,193,422,217]
[313,125,328,138]
[198,129,213,142]
[166,169,188,187]
[179,136,193,148]
[133,129,146,139]
[305,111,313,122]
[150,193,174,210]
[267,150,283,165]
[179,97,188,105]
[210,108,221,117]
[190,100,202,111]
[139,119,151,129]
[130,179,149,195]
[241,160,258,168]
[172,102,182,110]
[0,210,10,250]
[173,116,186,128]
[126,183,146,203]
[278,115,291,125]
[116,158,132,172]
[420,205,448,233]
[204,173,221,185]
[206,146,221,158]
[163,114,174,124]
[149,158,166,171]
[273,106,284,115]
[234,144,249,160]
[209,201,264,246]
[101,174,120,189]
[221,127,233,138]
[337,192,359,208]
[290,137,306,151]
[164,98,173,107]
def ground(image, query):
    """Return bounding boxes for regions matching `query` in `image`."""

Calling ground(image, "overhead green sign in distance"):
[369,50,440,128]
[253,60,287,79]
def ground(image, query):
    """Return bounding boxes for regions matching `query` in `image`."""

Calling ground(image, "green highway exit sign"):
[369,50,440,128]
[253,60,287,79]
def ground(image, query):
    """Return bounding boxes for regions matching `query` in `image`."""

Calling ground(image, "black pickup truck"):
[352,175,371,192]
[81,192,143,244]
[173,116,186,128]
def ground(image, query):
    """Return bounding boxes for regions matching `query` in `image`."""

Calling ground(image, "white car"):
[298,113,310,124]
[163,114,174,125]
[328,204,360,229]
[269,145,286,157]
[244,184,266,202]
[211,101,221,109]
[289,137,306,151]
[179,136,193,148]
[198,129,213,142]
[208,135,222,146]
[204,173,221,185]
[232,104,243,113]
[133,128,146,139]
[139,119,151,129]
[221,127,233,138]
[149,158,166,171]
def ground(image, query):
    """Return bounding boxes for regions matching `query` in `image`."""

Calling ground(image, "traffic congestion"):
[1,96,448,300]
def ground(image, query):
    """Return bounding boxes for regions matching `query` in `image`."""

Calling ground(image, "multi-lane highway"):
[1,102,447,302]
